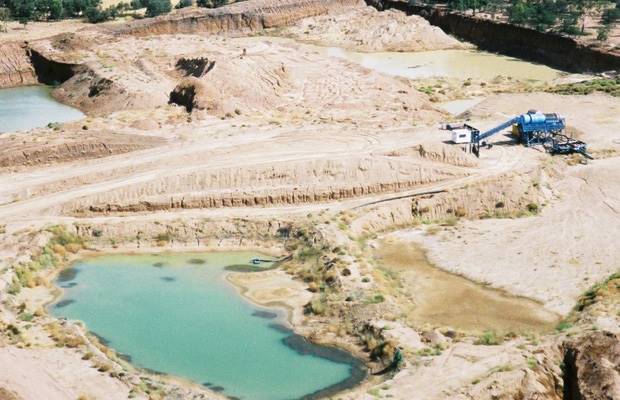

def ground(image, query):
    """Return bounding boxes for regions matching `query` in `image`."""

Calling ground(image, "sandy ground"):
[227,269,312,326]
[283,6,465,52]
[400,155,620,315]
[0,2,619,400]
[374,239,560,333]
[1,20,88,41]
[0,347,141,400]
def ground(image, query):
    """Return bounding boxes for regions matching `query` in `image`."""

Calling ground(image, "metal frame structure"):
[447,111,590,159]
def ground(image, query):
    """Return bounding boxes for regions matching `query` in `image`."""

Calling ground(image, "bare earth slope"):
[284,6,465,51]
[0,43,37,88]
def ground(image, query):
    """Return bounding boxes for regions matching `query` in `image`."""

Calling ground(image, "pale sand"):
[0,347,142,400]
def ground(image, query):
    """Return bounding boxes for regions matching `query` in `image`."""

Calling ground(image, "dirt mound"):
[388,143,479,167]
[64,155,469,214]
[0,42,37,89]
[0,132,164,168]
[109,0,363,37]
[285,7,464,52]
[35,32,441,120]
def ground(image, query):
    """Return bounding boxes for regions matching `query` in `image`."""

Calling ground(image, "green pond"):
[51,252,365,400]
[0,86,84,133]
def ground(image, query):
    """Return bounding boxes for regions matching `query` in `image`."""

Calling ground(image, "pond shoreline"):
[0,85,84,134]
[47,245,370,400]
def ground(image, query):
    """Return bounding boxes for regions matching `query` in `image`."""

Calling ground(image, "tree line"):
[424,0,619,39]
[0,0,235,25]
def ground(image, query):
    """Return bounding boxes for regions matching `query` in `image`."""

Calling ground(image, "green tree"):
[143,0,169,16]
[11,0,36,25]
[0,6,9,32]
[508,0,531,24]
[197,0,226,7]
[48,0,63,19]
[62,0,99,17]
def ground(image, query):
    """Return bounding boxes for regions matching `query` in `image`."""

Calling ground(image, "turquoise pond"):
[51,252,365,400]
[0,86,84,133]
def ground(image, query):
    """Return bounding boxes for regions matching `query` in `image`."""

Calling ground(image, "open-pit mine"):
[0,1,618,400]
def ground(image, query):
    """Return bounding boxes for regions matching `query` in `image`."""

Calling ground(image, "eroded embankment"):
[0,132,165,168]
[0,41,82,90]
[0,0,364,90]
[366,0,620,73]
[108,0,364,36]
[0,43,37,88]
[62,155,472,215]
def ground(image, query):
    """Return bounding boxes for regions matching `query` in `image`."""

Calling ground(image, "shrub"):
[475,330,502,345]
[365,293,385,304]
[526,203,539,213]
[154,232,172,242]
[308,298,326,315]
[555,321,573,332]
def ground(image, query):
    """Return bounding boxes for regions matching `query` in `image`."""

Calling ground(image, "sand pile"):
[286,7,464,52]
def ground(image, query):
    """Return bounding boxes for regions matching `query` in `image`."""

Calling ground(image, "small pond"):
[51,252,365,400]
[0,86,84,134]
[327,48,562,81]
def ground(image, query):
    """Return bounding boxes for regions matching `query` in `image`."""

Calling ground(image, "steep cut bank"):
[365,0,620,73]
[0,43,37,88]
[109,0,364,36]
[0,42,80,89]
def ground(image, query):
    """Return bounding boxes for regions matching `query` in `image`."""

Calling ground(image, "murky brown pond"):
[327,48,562,81]
[374,240,560,334]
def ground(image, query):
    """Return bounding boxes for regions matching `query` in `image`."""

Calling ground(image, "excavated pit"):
[169,80,200,112]
[176,57,216,78]
[28,48,77,86]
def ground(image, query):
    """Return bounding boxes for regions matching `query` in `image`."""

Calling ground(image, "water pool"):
[0,86,84,133]
[52,252,365,400]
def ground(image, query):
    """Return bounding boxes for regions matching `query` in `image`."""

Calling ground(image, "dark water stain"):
[152,262,166,268]
[211,386,225,392]
[58,268,79,282]
[160,276,176,282]
[59,282,77,288]
[224,263,279,273]
[143,367,166,376]
[226,397,241,400]
[54,299,76,308]
[90,332,111,346]
[118,353,133,363]
[188,258,206,265]
[293,340,367,399]
[264,325,368,400]
[202,382,212,387]
[268,323,291,334]
[224,264,260,272]
[252,310,278,319]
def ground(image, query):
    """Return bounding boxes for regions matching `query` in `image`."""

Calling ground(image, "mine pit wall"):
[0,43,38,89]
[350,173,540,235]
[366,0,620,73]
[0,43,78,89]
[73,217,293,250]
[28,48,78,86]
[111,0,363,36]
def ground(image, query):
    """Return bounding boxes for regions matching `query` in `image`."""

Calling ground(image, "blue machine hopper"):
[450,110,590,158]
